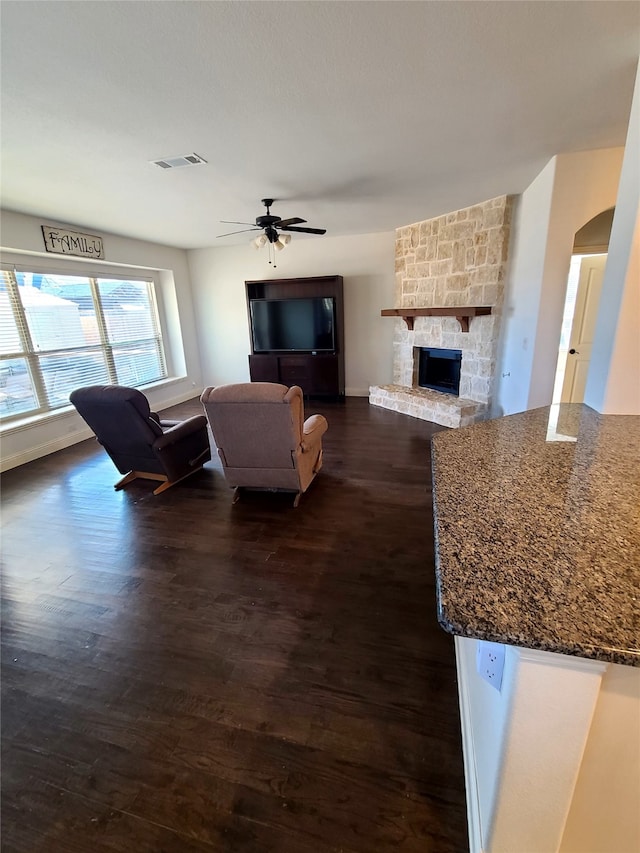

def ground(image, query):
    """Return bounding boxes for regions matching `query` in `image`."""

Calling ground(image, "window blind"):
[0,269,167,422]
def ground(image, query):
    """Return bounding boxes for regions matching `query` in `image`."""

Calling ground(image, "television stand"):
[246,275,345,398]
[248,352,343,397]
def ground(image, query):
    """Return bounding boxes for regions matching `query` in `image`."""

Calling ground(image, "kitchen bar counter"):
[431,404,640,667]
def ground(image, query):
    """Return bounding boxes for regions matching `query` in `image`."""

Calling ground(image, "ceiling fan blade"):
[280,225,327,235]
[217,228,261,238]
[276,217,306,228]
[219,220,256,226]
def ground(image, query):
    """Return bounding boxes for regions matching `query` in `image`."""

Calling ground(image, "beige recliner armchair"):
[200,382,328,506]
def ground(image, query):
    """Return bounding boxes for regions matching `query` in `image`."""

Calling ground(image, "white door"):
[561,254,607,403]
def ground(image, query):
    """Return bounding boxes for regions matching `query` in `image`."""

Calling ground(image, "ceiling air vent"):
[151,153,207,169]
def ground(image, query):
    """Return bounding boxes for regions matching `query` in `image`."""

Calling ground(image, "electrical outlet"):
[476,640,505,691]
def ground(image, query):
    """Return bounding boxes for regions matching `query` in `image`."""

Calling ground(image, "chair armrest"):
[149,413,181,432]
[301,414,328,451]
[153,415,208,450]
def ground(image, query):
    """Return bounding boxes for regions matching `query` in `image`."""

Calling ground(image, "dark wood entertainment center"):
[246,275,345,398]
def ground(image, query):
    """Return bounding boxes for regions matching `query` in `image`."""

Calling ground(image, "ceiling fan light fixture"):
[221,200,324,265]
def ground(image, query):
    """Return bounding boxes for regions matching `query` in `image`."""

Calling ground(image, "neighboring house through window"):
[0,269,166,421]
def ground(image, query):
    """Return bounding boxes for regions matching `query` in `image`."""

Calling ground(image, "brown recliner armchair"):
[70,385,211,495]
[200,382,328,506]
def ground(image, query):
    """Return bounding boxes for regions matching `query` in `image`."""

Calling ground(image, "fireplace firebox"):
[417,347,462,395]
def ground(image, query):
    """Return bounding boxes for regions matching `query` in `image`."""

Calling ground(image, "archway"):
[552,208,614,404]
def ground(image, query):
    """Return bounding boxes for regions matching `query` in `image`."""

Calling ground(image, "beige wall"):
[187,231,396,397]
[560,663,640,853]
[585,59,640,415]
[600,210,640,414]
[495,148,625,416]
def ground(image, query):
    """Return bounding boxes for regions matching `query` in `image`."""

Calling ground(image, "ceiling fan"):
[217,198,327,249]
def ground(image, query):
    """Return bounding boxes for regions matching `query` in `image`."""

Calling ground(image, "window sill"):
[0,376,188,435]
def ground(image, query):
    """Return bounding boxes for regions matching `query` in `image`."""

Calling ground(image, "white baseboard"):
[455,636,486,853]
[1,426,95,472]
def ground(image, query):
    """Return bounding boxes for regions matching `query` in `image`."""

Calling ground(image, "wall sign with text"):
[41,225,105,259]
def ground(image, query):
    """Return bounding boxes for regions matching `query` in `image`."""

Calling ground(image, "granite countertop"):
[431,404,640,667]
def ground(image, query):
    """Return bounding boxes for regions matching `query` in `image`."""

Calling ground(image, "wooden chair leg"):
[114,471,138,490]
[116,471,167,491]
[293,492,301,508]
[232,487,242,504]
[114,468,203,496]
[153,479,175,495]
[152,467,204,495]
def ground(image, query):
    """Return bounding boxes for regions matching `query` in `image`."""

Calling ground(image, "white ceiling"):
[1,1,638,250]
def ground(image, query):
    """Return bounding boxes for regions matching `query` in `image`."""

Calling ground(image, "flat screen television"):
[250,296,336,353]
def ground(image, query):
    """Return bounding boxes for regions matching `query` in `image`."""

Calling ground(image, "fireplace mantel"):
[380,306,492,332]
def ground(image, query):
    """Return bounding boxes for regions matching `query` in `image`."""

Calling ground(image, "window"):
[0,269,166,422]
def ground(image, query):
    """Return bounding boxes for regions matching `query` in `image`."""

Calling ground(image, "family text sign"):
[41,225,105,259]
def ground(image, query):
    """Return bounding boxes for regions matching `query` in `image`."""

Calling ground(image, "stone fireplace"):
[370,195,513,428]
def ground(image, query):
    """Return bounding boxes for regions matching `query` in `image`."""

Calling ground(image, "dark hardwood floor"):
[1,396,468,852]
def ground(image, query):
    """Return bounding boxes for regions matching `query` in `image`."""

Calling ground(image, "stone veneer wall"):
[370,195,513,427]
